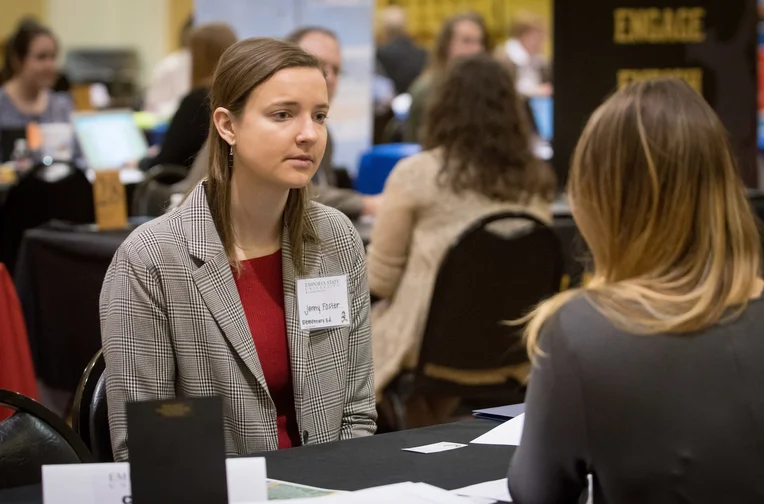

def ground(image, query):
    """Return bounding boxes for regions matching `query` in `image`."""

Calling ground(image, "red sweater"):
[233,250,300,449]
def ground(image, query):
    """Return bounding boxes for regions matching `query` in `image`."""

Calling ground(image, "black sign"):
[127,396,228,504]
[554,0,758,186]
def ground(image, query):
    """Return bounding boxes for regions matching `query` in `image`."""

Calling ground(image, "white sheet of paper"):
[42,458,266,504]
[470,414,525,446]
[452,478,512,502]
[251,482,482,503]
[402,442,468,454]
[296,275,351,330]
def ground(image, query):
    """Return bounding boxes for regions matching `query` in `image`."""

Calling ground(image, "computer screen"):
[73,110,148,170]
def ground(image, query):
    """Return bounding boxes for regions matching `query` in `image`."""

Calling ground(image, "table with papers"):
[0,419,517,504]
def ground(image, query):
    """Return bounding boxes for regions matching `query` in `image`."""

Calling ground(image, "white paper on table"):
[470,414,525,446]
[402,442,468,454]
[251,481,484,503]
[452,478,512,502]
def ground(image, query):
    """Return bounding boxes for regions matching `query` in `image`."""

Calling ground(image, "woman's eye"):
[274,112,290,121]
[315,113,328,123]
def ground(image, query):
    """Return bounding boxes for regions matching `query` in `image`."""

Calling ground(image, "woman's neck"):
[229,166,289,261]
[5,78,43,105]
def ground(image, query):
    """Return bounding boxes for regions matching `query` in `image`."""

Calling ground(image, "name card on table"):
[92,169,127,230]
[42,458,267,504]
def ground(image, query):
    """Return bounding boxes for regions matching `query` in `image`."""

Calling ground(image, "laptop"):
[72,110,148,170]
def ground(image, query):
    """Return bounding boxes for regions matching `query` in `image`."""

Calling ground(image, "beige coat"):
[367,149,552,394]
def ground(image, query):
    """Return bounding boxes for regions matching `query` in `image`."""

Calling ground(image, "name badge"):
[296,275,351,330]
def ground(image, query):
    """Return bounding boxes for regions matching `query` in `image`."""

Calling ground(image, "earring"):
[228,144,234,170]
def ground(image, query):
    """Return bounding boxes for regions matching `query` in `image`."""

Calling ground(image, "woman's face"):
[448,20,485,60]
[222,67,329,190]
[17,35,58,89]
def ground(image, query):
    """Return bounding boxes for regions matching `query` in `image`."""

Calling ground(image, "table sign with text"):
[42,458,266,504]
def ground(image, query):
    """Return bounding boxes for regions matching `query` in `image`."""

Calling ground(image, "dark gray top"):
[508,294,764,504]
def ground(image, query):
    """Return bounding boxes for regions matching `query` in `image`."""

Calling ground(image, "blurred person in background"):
[143,15,194,120]
[376,6,427,96]
[403,12,491,143]
[287,27,380,219]
[369,54,555,426]
[141,23,236,172]
[494,12,551,98]
[508,79,764,504]
[0,20,72,133]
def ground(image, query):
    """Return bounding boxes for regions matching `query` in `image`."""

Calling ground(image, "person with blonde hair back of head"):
[507,78,764,503]
[101,37,376,462]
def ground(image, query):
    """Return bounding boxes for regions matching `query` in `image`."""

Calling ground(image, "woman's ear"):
[213,107,236,146]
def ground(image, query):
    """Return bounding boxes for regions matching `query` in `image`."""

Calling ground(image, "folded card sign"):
[42,458,266,504]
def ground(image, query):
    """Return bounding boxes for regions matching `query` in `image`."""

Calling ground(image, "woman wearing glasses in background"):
[508,79,764,503]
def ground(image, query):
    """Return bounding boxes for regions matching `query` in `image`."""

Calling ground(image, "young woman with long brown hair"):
[402,12,490,143]
[369,53,555,424]
[101,38,376,462]
[508,79,764,503]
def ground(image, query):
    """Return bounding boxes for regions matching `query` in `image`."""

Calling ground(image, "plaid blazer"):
[100,183,376,461]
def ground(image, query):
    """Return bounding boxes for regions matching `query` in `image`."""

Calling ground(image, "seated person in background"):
[287,27,379,219]
[141,23,236,171]
[101,37,376,462]
[375,6,427,96]
[0,21,72,151]
[493,12,552,98]
[143,15,194,121]
[508,79,764,503]
[403,12,489,144]
[369,54,555,425]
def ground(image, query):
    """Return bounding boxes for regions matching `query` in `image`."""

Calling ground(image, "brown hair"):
[426,12,491,80]
[206,37,321,272]
[285,26,339,45]
[189,23,237,89]
[422,53,555,203]
[524,78,761,356]
[0,19,56,84]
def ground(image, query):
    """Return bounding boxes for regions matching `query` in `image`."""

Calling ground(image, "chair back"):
[72,350,112,462]
[131,164,187,217]
[0,164,94,274]
[0,390,91,489]
[415,211,564,401]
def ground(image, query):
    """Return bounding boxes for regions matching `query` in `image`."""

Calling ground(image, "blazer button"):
[302,430,310,445]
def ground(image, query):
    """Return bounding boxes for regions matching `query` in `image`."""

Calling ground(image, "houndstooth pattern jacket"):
[100,183,376,461]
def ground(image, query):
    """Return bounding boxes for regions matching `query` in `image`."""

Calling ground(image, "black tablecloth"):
[14,221,146,395]
[0,419,515,504]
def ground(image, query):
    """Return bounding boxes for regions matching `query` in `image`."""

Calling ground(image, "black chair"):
[382,211,565,430]
[0,163,94,275]
[0,390,92,489]
[72,350,113,462]
[131,164,187,217]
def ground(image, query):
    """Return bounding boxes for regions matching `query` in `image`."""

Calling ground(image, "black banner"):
[553,0,758,186]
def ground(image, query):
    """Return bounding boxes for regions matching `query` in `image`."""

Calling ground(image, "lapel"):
[281,211,323,422]
[181,183,271,398]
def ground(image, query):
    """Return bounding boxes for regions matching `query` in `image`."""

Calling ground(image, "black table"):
[14,220,148,403]
[0,419,515,504]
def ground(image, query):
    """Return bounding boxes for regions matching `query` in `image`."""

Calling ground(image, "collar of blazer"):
[178,182,324,413]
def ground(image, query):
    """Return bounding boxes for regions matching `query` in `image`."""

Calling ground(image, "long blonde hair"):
[526,78,761,356]
[206,38,320,272]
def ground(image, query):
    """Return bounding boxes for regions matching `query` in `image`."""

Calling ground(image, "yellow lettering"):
[617,68,703,93]
[613,7,706,44]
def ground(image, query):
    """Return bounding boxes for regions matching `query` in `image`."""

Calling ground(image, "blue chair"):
[355,143,421,195]
[529,96,553,141]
